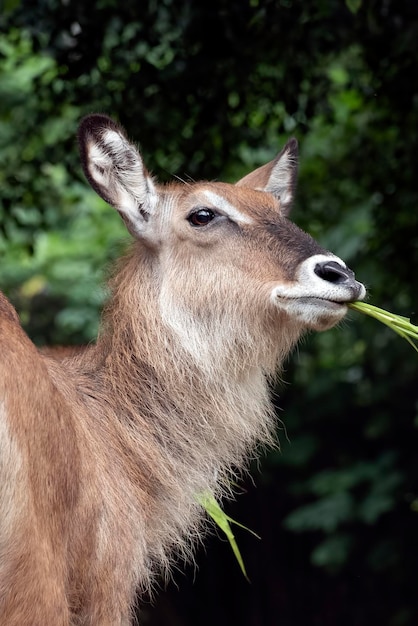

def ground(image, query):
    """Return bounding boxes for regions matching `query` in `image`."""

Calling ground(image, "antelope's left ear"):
[235,138,298,215]
[78,114,158,239]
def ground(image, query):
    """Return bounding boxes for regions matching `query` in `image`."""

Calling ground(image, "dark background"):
[1,1,417,624]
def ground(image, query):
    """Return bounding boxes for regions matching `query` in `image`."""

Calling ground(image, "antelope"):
[0,114,366,625]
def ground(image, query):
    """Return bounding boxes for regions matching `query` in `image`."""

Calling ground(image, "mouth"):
[292,296,349,309]
[272,294,353,331]
[270,253,366,330]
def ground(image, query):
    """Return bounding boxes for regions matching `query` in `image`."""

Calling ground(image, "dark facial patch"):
[244,217,327,281]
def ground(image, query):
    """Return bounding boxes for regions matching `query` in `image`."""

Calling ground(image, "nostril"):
[314,260,354,285]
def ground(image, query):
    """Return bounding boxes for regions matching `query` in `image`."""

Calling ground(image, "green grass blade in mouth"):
[348,302,418,353]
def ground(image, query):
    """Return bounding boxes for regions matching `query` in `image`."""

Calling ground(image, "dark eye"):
[187,208,216,227]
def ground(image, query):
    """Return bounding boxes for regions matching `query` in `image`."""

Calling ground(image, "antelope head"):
[78,115,365,371]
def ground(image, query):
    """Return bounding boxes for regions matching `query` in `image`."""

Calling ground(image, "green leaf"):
[345,0,362,14]
[349,302,418,353]
[283,491,354,533]
[197,492,259,580]
[311,533,353,569]
[3,0,21,14]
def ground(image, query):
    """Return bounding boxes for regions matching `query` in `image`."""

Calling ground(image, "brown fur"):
[0,115,365,625]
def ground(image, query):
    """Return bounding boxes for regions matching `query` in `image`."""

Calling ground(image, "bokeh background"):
[1,1,418,624]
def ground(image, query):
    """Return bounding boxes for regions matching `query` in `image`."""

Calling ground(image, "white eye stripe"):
[202,191,253,225]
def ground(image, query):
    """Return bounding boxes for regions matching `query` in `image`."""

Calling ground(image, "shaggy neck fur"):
[67,245,303,591]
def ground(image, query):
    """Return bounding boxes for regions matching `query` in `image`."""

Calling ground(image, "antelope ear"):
[78,114,158,238]
[236,138,298,215]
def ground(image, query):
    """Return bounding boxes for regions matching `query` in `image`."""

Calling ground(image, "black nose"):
[314,260,355,285]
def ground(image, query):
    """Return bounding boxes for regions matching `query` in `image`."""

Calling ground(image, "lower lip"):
[295,297,347,309]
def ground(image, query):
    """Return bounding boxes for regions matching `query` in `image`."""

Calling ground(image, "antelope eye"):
[187,208,216,227]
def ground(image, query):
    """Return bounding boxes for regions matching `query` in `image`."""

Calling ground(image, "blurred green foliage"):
[1,1,417,625]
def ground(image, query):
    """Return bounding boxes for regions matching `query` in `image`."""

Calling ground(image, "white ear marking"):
[102,128,126,152]
[87,142,113,188]
[264,139,298,213]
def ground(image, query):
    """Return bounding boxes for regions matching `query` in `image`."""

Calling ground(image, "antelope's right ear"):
[78,114,158,239]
